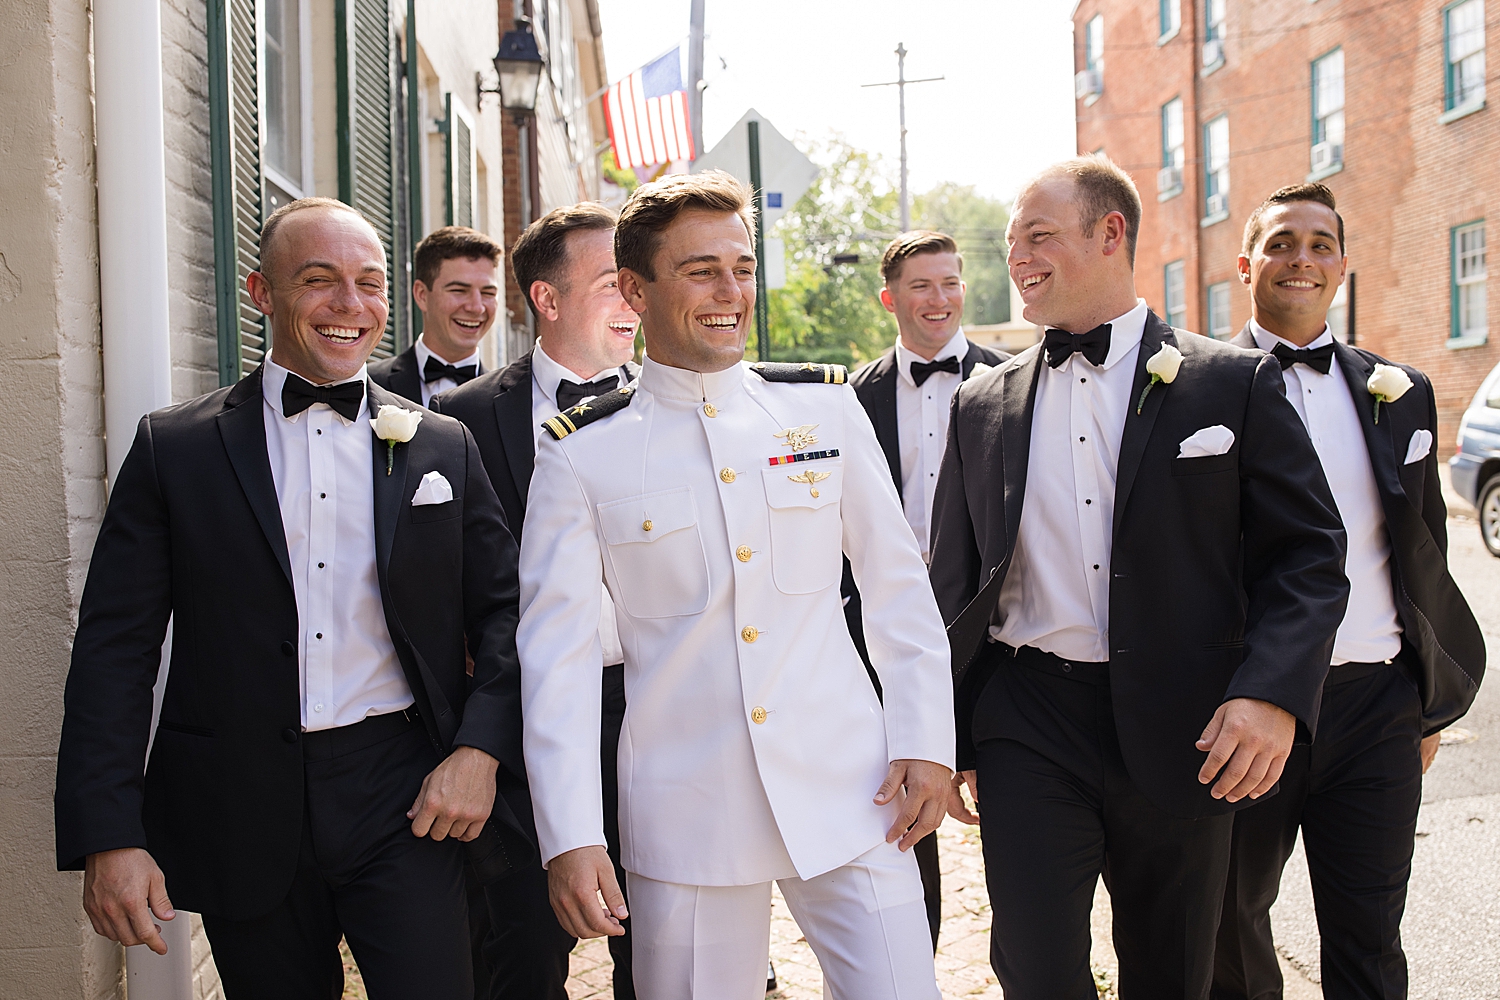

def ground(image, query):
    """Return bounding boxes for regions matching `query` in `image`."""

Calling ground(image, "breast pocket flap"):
[1171,452,1237,477]
[761,464,842,510]
[598,487,699,545]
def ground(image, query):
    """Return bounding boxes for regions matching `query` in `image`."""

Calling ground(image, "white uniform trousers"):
[626,839,940,1000]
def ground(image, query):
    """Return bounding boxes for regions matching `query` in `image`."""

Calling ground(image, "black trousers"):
[470,663,634,1000]
[914,830,941,949]
[1212,659,1424,1000]
[973,647,1233,1000]
[203,712,472,1000]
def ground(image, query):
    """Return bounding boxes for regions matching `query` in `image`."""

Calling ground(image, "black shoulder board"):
[748,361,848,384]
[541,386,637,440]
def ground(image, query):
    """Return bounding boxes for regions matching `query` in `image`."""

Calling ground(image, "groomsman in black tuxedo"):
[54,198,529,997]
[927,157,1351,999]
[431,202,640,1000]
[1214,183,1485,1000]
[843,230,1009,946]
[369,226,502,404]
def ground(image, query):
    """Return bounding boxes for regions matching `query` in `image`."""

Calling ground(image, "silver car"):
[1450,359,1500,557]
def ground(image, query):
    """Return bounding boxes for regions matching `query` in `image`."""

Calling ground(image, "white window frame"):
[259,0,314,204]
[1445,0,1487,114]
[1208,282,1233,339]
[1165,260,1187,328]
[1454,220,1488,346]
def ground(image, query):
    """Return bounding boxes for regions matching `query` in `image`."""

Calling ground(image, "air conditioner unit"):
[1075,69,1103,100]
[1202,39,1224,67]
[1205,191,1228,217]
[1157,166,1184,194]
[1310,141,1343,173]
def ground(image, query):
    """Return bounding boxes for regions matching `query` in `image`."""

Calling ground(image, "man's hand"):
[1421,733,1441,774]
[875,759,953,850]
[547,846,627,938]
[83,848,175,955]
[1196,698,1296,802]
[946,770,980,825]
[408,746,499,842]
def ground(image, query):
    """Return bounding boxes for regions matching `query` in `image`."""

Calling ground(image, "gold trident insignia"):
[787,469,832,498]
[773,424,820,451]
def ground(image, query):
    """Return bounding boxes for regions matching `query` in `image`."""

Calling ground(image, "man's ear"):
[617,267,649,315]
[529,280,562,322]
[412,279,430,313]
[1236,254,1252,286]
[1099,211,1128,258]
[246,271,274,317]
[878,287,897,314]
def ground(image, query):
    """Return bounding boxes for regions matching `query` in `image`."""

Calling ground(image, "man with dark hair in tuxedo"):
[431,201,641,1000]
[369,225,503,404]
[842,229,1009,947]
[55,197,528,998]
[1214,183,1485,1000]
[928,157,1351,999]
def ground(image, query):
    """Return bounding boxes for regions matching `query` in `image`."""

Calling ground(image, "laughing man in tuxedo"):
[431,201,641,1000]
[843,230,1009,947]
[369,226,501,404]
[54,198,528,998]
[1214,183,1485,1000]
[927,157,1350,999]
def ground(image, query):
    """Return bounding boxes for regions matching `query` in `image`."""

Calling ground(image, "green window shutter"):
[337,0,400,360]
[209,0,267,386]
[442,93,475,228]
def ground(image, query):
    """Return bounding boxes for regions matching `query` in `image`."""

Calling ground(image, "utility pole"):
[862,43,943,232]
[688,0,705,155]
[748,120,769,361]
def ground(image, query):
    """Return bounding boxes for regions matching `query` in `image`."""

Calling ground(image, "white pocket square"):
[411,470,454,506]
[1404,429,1433,465]
[1178,424,1236,458]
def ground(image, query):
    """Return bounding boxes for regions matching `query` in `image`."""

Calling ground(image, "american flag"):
[605,47,695,170]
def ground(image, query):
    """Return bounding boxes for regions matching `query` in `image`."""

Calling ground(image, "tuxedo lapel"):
[495,379,536,504]
[216,367,293,586]
[1113,313,1173,542]
[1000,349,1043,563]
[1334,343,1403,499]
[869,350,903,495]
[1229,323,1256,350]
[961,341,993,379]
[369,382,413,578]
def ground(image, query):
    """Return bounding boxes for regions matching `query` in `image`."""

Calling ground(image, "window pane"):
[1314,49,1344,116]
[1088,15,1104,68]
[1207,117,1229,171]
[1457,52,1487,105]
[1207,0,1226,35]
[1449,0,1486,61]
[1461,283,1487,335]
[1208,282,1232,338]
[1166,261,1187,327]
[1162,0,1181,35]
[1162,98,1184,167]
[263,0,301,184]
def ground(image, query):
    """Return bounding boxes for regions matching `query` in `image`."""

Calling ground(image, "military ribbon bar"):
[767,449,840,467]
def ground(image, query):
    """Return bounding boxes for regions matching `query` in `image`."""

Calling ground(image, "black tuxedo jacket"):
[430,351,641,545]
[841,340,1010,667]
[367,344,425,403]
[54,369,528,919]
[929,312,1350,817]
[1230,324,1485,732]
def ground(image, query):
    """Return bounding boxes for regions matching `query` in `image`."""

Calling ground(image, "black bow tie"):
[423,356,479,385]
[1270,342,1335,375]
[1043,324,1112,369]
[556,374,620,411]
[281,373,365,421]
[909,356,961,386]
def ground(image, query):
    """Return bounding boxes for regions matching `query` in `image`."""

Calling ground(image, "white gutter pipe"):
[93,2,191,996]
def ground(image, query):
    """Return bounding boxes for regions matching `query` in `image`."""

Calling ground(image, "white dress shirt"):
[261,357,414,731]
[414,335,482,406]
[992,299,1150,663]
[530,341,631,667]
[1250,322,1403,664]
[895,328,969,560]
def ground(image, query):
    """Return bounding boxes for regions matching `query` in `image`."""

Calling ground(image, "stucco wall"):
[0,0,117,995]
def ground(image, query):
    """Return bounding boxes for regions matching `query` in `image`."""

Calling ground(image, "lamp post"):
[480,17,546,226]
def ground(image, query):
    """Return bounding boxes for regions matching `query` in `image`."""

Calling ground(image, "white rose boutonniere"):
[968,362,994,378]
[1137,343,1184,414]
[370,404,423,474]
[1367,364,1413,425]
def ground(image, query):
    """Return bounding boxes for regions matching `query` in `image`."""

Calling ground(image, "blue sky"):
[596,0,1080,203]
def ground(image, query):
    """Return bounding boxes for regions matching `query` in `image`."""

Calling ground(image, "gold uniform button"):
[751,706,768,725]
[736,545,753,562]
[642,519,653,532]
[720,467,737,483]
[741,625,759,643]
[703,403,718,417]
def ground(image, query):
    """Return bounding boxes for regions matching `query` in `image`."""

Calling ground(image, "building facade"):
[1072,0,1498,449]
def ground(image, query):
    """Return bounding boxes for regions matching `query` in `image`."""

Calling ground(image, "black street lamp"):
[493,18,545,119]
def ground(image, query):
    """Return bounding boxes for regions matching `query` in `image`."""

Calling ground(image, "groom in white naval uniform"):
[516,170,955,999]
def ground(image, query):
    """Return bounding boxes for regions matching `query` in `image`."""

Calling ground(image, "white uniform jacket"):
[518,358,954,886]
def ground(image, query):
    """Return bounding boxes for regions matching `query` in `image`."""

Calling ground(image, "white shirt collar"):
[414,335,481,377]
[531,341,626,408]
[895,328,969,387]
[1249,319,1334,358]
[262,355,370,424]
[638,355,746,402]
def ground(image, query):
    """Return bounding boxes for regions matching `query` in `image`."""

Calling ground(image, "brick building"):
[1071,0,1498,449]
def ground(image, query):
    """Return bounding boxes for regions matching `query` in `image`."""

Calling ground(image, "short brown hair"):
[615,171,754,281]
[509,204,617,316]
[880,231,964,284]
[1242,183,1345,256]
[259,197,375,275]
[414,226,503,289]
[1023,156,1143,267]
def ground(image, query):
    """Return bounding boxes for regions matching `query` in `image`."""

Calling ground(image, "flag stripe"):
[603,56,695,170]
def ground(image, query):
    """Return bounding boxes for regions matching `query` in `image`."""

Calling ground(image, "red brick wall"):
[1074,0,1499,452]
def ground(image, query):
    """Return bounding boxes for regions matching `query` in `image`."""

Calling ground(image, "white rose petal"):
[968,362,994,377]
[1146,343,1184,383]
[1367,363,1413,402]
[370,404,423,442]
